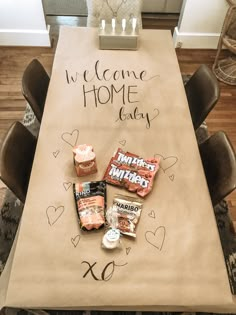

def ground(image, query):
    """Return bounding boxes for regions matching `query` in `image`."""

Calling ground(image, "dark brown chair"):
[199,131,236,207]
[0,121,37,203]
[185,64,220,131]
[22,59,50,123]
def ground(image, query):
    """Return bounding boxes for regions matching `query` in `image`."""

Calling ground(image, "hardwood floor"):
[0,14,236,221]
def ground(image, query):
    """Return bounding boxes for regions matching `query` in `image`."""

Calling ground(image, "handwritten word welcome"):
[66,60,158,84]
[65,60,158,107]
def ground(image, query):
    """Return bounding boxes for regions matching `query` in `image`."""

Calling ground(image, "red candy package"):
[114,148,157,172]
[103,149,160,197]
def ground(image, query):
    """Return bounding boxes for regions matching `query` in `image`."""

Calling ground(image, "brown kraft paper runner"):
[0,26,234,311]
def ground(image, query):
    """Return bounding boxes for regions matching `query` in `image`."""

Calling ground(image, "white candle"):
[132,17,137,31]
[101,19,105,30]
[122,18,126,31]
[112,18,116,31]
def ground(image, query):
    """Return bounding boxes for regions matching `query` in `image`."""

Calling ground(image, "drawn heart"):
[148,210,155,219]
[71,234,81,248]
[154,154,178,172]
[126,247,131,255]
[46,206,64,226]
[145,226,166,251]
[169,174,175,181]
[119,139,126,146]
[61,129,79,147]
[53,150,60,158]
[63,182,72,191]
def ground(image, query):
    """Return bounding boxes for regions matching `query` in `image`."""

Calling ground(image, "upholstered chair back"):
[86,0,143,28]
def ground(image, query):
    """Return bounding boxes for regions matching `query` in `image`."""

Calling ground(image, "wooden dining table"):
[0,26,235,312]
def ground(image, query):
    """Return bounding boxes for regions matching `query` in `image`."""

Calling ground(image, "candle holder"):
[99,21,139,50]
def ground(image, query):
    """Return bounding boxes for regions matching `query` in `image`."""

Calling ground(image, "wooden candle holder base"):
[99,24,139,50]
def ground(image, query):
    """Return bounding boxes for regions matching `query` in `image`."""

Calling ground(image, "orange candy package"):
[73,180,106,231]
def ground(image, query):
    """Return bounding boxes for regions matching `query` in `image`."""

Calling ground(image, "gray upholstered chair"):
[0,121,37,203]
[185,64,220,131]
[86,0,143,28]
[199,131,236,207]
[22,59,50,123]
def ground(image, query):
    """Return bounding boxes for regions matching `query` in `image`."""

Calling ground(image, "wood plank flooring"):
[0,14,236,221]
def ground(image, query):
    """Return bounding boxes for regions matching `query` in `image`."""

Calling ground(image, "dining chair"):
[22,59,50,123]
[0,121,37,204]
[199,131,236,207]
[184,64,220,131]
[86,0,143,28]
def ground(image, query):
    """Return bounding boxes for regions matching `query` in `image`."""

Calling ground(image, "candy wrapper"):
[112,194,143,237]
[103,148,160,197]
[102,194,143,249]
[103,194,143,238]
[114,148,158,172]
[73,180,106,231]
[73,144,97,177]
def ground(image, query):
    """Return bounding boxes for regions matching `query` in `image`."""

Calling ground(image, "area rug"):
[0,104,235,314]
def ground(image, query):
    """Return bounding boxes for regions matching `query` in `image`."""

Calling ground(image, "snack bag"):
[111,194,143,238]
[103,148,160,197]
[73,180,106,231]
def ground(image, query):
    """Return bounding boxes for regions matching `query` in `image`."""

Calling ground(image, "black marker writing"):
[65,60,159,84]
[65,60,160,113]
[82,261,99,281]
[65,71,79,84]
[116,106,159,129]
[83,84,138,107]
[81,260,128,281]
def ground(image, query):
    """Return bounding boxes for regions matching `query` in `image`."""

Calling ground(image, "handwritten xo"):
[81,260,127,282]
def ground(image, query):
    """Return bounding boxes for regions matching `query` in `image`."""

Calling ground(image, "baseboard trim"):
[173,27,220,49]
[142,13,180,20]
[0,25,51,47]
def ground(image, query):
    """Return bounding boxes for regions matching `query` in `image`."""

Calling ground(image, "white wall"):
[173,0,229,48]
[0,0,228,48]
[0,0,50,46]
